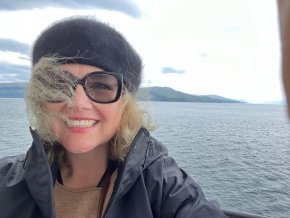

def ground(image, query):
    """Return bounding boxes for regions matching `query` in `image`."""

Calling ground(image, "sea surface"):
[0,99,289,218]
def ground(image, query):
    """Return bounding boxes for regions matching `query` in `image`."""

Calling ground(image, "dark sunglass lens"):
[85,73,120,103]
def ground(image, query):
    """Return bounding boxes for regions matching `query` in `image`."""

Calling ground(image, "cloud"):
[161,67,186,74]
[0,0,141,18]
[0,38,30,55]
[0,62,30,81]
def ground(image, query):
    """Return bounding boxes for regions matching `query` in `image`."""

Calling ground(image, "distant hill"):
[137,87,243,103]
[0,83,243,103]
[0,82,27,98]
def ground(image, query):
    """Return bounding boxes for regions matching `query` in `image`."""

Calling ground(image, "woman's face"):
[45,63,124,153]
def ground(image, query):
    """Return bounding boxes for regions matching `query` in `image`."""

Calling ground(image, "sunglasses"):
[47,71,123,104]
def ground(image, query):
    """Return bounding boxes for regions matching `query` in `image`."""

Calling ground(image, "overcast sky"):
[0,0,282,103]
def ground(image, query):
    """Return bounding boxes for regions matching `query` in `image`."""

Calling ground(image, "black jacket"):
[0,127,227,218]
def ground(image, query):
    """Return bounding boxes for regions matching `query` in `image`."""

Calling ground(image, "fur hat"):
[32,17,142,93]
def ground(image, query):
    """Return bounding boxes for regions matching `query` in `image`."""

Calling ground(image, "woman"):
[0,17,227,218]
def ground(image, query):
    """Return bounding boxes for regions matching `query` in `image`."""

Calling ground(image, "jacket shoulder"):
[142,142,227,218]
[141,132,168,165]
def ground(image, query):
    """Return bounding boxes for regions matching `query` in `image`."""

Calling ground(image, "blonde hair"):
[25,57,153,164]
[110,91,154,161]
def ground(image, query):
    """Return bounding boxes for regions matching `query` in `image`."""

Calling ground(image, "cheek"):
[47,116,63,137]
[45,102,65,111]
[44,103,65,136]
[100,103,123,127]
[107,106,122,124]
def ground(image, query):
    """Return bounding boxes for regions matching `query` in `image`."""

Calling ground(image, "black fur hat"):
[32,17,142,93]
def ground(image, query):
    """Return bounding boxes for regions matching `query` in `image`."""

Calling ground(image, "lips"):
[63,117,98,128]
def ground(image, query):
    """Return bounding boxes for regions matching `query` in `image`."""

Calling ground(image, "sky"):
[0,0,283,104]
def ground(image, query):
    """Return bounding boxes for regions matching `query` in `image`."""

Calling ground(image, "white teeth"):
[64,119,97,128]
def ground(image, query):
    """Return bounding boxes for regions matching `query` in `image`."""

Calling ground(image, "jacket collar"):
[111,127,168,201]
[24,127,56,218]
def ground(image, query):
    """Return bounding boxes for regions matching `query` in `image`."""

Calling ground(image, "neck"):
[61,144,109,189]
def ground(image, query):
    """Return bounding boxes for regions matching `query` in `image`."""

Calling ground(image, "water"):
[0,99,290,218]
[0,99,31,155]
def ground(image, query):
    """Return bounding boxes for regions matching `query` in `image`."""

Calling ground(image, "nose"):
[68,85,92,110]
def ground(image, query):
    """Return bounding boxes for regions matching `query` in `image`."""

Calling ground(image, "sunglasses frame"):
[68,71,123,104]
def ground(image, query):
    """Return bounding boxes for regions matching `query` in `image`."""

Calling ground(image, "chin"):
[68,147,93,153]
[61,142,96,154]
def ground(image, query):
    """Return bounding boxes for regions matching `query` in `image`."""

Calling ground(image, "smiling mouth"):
[63,118,98,128]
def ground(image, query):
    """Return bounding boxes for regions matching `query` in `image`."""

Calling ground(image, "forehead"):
[59,63,104,78]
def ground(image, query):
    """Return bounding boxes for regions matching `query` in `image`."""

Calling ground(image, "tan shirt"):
[54,170,117,218]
